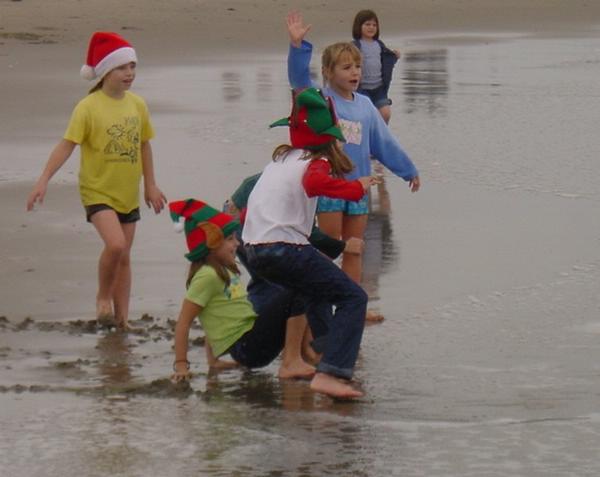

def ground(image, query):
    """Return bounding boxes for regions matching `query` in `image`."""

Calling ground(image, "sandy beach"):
[2,0,599,320]
[2,1,600,475]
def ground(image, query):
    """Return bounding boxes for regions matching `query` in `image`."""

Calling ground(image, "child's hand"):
[144,184,167,213]
[171,361,192,382]
[26,181,47,211]
[344,237,365,256]
[409,176,421,193]
[286,11,311,48]
[358,175,381,192]
[223,199,240,217]
[393,49,401,59]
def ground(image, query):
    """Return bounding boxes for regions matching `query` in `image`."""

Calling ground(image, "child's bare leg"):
[279,314,315,379]
[91,210,126,321]
[301,326,322,365]
[112,222,136,329]
[316,211,343,241]
[341,214,368,283]
[342,215,382,322]
[310,372,363,398]
[319,212,379,321]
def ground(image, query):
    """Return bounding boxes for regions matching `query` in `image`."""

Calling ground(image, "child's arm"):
[309,226,364,259]
[26,139,77,211]
[141,141,167,213]
[368,107,421,192]
[309,226,345,259]
[172,298,201,382]
[303,159,377,200]
[286,11,315,89]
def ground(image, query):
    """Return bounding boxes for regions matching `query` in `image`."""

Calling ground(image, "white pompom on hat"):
[80,32,137,81]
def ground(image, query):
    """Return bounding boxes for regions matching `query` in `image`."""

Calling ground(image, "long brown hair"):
[88,79,103,94]
[352,9,380,40]
[185,253,240,289]
[271,141,353,178]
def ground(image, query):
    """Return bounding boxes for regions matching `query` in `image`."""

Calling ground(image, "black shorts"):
[85,204,140,223]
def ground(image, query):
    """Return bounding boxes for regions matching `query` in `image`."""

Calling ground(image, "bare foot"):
[96,299,113,319]
[115,320,132,332]
[96,301,116,328]
[310,372,364,399]
[365,309,384,323]
[278,360,316,380]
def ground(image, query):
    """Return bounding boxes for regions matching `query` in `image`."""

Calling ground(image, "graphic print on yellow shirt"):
[64,90,154,213]
[104,117,142,164]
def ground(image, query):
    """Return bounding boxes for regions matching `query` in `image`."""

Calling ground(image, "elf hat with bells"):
[269,87,346,150]
[169,199,240,262]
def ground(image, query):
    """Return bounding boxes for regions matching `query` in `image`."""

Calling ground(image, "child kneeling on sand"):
[170,199,316,382]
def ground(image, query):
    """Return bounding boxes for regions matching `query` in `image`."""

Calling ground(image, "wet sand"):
[2,1,600,476]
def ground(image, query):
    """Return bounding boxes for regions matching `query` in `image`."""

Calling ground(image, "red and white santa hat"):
[80,32,137,81]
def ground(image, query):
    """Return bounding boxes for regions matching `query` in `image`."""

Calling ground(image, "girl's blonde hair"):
[272,141,353,178]
[321,42,362,85]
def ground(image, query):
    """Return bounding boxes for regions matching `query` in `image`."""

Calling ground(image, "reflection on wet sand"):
[203,367,364,414]
[402,49,449,115]
[363,168,398,317]
[221,71,243,102]
[256,70,273,102]
[96,332,133,386]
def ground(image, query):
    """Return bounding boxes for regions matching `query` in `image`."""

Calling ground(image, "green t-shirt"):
[64,90,155,213]
[185,265,257,357]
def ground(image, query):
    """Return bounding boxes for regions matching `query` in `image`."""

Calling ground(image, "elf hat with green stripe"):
[169,199,239,262]
[270,87,345,150]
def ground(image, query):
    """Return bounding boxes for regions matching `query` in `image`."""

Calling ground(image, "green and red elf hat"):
[270,87,346,150]
[169,199,239,262]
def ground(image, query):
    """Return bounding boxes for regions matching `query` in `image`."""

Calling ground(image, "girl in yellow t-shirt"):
[26,32,166,330]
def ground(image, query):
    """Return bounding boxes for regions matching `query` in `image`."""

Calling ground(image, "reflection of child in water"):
[362,177,397,317]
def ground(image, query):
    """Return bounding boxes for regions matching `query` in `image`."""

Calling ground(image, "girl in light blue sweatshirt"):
[286,12,420,317]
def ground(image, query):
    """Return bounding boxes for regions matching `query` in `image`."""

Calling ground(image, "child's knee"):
[105,239,127,257]
[118,252,131,267]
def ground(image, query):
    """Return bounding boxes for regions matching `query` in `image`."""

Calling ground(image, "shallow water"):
[2,34,600,476]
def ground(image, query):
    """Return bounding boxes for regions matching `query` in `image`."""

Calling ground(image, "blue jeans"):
[228,279,305,368]
[229,240,306,368]
[358,84,392,109]
[244,243,367,380]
